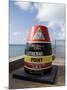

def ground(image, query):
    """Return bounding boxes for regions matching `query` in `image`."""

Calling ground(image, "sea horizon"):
[9,40,65,62]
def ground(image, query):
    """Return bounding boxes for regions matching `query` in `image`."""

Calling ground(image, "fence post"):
[55,40,56,56]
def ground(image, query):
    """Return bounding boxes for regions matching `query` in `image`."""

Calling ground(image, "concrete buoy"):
[24,25,55,74]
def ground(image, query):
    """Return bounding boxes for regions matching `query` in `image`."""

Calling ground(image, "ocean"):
[9,44,26,58]
[9,40,65,61]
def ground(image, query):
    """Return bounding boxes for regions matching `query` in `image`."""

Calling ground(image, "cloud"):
[48,22,65,41]
[14,1,65,41]
[15,1,65,22]
[34,3,65,22]
[13,31,21,36]
[15,1,33,11]
[10,31,27,44]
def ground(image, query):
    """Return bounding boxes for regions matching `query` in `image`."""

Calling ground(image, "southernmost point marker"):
[24,25,55,74]
[13,25,58,84]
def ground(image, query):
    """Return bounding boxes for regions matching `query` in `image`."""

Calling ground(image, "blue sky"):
[9,1,65,44]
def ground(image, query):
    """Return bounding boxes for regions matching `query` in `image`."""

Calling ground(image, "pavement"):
[9,58,65,89]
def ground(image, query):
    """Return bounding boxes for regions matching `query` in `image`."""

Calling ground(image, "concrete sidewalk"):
[9,57,65,89]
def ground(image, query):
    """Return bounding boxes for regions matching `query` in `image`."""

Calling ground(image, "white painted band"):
[27,41,51,43]
[24,65,52,70]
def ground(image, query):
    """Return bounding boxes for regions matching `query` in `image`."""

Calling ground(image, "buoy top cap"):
[27,25,51,42]
[32,25,48,29]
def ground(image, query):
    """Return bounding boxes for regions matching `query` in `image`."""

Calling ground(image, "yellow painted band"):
[24,55,53,63]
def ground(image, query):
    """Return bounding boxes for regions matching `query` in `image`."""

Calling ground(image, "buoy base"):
[13,65,58,84]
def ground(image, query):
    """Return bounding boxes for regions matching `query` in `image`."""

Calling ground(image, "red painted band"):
[24,61,52,68]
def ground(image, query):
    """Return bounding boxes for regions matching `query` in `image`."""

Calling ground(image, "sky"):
[9,0,65,44]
